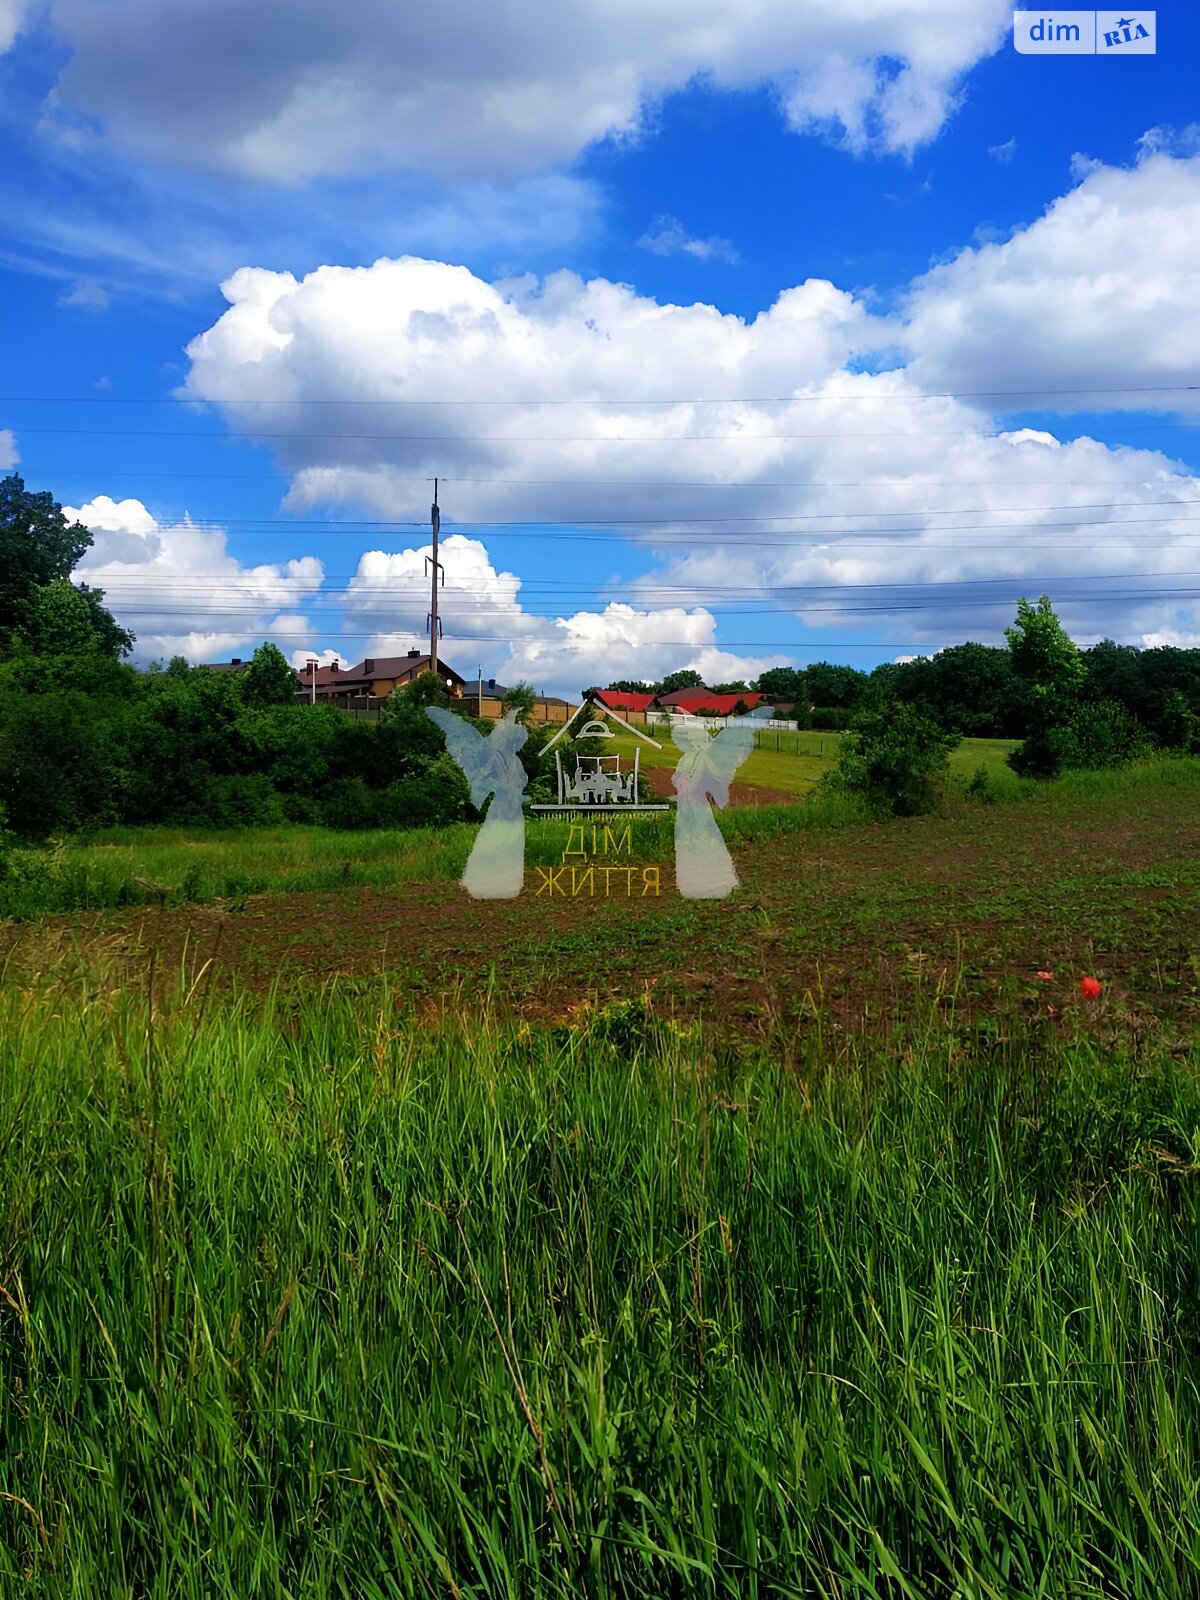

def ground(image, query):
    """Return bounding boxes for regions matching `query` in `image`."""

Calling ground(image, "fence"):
[644,712,799,732]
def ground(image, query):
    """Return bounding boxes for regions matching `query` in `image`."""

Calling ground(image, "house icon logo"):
[531,700,670,814]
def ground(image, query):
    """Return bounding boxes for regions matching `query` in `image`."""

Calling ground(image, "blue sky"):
[1,1,1198,696]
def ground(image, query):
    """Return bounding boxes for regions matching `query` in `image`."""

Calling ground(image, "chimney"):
[231,658,241,666]
[407,647,421,658]
[329,661,339,674]
[363,658,375,673]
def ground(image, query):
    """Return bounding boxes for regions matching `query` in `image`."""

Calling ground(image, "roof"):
[595,689,656,712]
[357,654,466,684]
[294,653,466,691]
[294,660,350,688]
[657,689,768,715]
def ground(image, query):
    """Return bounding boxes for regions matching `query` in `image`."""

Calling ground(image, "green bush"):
[826,699,958,817]
[1009,696,1152,779]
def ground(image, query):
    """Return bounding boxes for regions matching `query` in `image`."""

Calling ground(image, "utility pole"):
[426,477,444,687]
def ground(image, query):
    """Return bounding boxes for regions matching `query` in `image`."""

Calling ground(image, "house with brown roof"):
[295,649,466,704]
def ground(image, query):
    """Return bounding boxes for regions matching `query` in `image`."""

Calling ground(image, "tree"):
[500,680,537,723]
[383,670,451,712]
[753,666,807,703]
[1005,596,1087,778]
[827,701,957,817]
[877,643,1025,738]
[805,661,867,710]
[0,475,132,654]
[605,678,654,693]
[711,680,748,694]
[242,641,299,705]
[15,579,135,658]
[0,474,95,631]
[657,668,704,695]
[1005,596,1084,715]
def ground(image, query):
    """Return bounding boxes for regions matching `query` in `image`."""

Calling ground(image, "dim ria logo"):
[428,700,774,900]
[1013,11,1155,52]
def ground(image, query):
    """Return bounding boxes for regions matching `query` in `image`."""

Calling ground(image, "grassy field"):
[2,755,1199,1596]
[606,729,1020,800]
[0,735,1022,924]
[1,974,1197,1597]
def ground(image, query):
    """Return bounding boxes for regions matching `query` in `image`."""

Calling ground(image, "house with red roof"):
[593,689,657,714]
[654,688,767,716]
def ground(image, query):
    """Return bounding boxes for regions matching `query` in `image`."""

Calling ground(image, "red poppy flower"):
[1079,976,1102,999]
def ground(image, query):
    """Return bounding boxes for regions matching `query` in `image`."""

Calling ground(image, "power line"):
[20,462,1200,492]
[13,424,1200,443]
[59,495,1200,524]
[104,589,1200,619]
[70,512,1200,549]
[85,564,1200,591]
[3,384,1197,404]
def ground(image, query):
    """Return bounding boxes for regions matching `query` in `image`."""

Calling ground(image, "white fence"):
[644,712,799,732]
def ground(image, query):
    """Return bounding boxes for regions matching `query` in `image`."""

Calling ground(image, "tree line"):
[634,611,1200,765]
[0,474,569,838]
[1,472,1197,839]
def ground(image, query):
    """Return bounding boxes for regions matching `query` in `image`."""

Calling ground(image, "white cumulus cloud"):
[42,0,1010,180]
[66,494,325,662]
[174,160,1200,670]
[903,147,1200,407]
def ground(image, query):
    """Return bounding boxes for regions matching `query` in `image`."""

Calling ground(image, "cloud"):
[290,645,344,670]
[65,494,325,662]
[0,0,28,51]
[501,603,787,695]
[40,0,1011,180]
[182,254,890,527]
[1135,124,1200,160]
[988,136,1016,162]
[903,145,1200,408]
[0,429,17,470]
[57,278,111,311]
[637,216,738,263]
[344,534,539,647]
[335,535,788,696]
[177,228,1200,667]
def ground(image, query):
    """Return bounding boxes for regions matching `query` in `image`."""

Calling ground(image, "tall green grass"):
[1,973,1197,1597]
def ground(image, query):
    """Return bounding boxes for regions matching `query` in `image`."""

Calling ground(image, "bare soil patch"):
[5,784,1197,1049]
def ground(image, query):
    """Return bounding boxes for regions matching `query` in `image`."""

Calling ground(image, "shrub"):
[1008,697,1152,779]
[966,764,994,803]
[826,700,957,817]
